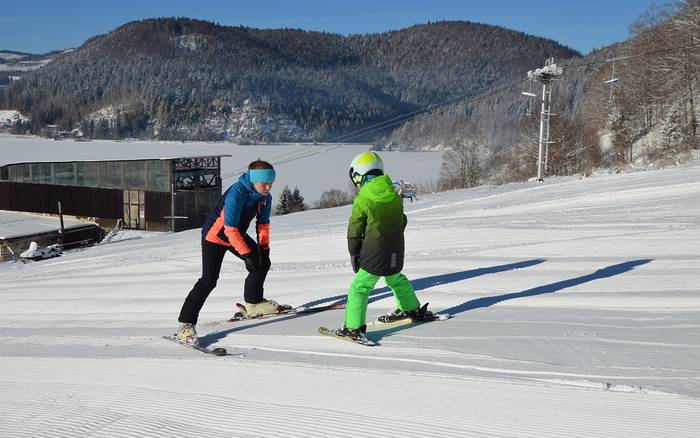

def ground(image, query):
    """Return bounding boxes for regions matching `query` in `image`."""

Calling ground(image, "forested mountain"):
[0,49,69,86]
[0,18,580,141]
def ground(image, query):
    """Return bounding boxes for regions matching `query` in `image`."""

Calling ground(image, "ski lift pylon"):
[521,78,536,116]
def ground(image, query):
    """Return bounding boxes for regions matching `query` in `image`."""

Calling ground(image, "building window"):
[101,161,123,188]
[147,160,170,192]
[124,161,146,190]
[76,162,99,187]
[53,162,76,186]
[31,163,52,184]
[7,164,30,182]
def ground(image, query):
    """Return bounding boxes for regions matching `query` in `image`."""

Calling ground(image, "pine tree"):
[274,186,292,215]
[661,102,685,155]
[288,187,306,213]
[606,105,631,165]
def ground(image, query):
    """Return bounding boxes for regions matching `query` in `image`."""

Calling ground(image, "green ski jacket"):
[347,175,407,276]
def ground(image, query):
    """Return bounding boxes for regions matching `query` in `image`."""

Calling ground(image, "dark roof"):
[0,155,232,168]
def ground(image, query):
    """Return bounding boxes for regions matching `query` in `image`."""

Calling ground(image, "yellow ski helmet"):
[349,151,384,188]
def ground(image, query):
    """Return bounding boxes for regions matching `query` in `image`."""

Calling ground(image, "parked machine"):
[19,241,63,261]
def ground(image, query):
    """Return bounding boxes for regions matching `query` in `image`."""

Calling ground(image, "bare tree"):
[625,2,699,153]
[438,128,484,190]
[315,189,354,209]
[671,0,700,140]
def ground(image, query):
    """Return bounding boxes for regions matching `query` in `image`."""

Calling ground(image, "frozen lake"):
[0,135,443,204]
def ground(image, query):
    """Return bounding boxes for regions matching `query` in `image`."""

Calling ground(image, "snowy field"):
[0,134,443,203]
[1,153,700,436]
[0,210,87,239]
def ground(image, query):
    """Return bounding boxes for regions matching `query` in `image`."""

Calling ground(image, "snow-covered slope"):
[0,48,71,72]
[0,51,30,61]
[1,159,699,437]
[0,211,94,239]
[0,110,28,125]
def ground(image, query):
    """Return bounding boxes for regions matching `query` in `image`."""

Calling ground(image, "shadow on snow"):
[201,258,546,345]
[368,259,653,343]
[299,258,548,308]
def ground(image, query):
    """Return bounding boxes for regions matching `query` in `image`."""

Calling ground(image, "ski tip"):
[229,311,246,320]
[436,313,450,321]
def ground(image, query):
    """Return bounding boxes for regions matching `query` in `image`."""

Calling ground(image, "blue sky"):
[2,0,663,54]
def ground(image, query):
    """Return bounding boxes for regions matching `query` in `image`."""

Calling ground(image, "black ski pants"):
[178,236,270,324]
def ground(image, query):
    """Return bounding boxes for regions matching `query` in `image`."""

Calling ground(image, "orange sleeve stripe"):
[205,213,229,246]
[258,223,270,247]
[205,232,229,246]
[224,225,252,255]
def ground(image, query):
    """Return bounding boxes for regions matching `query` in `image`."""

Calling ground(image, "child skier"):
[331,151,433,343]
[176,159,288,346]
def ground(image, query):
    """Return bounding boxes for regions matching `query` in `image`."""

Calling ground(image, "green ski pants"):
[344,269,420,329]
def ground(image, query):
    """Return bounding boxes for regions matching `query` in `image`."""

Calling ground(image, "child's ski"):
[366,312,450,328]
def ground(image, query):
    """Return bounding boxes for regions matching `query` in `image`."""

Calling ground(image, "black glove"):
[243,252,262,272]
[350,254,360,273]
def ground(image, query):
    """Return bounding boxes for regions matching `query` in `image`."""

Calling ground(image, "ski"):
[229,302,294,321]
[227,302,346,322]
[367,303,451,328]
[162,335,228,356]
[366,312,450,328]
[317,326,377,346]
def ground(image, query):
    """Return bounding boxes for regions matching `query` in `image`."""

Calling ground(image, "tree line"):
[435,1,700,190]
[0,18,579,143]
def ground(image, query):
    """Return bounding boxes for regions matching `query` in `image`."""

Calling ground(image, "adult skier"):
[330,151,433,343]
[176,159,287,345]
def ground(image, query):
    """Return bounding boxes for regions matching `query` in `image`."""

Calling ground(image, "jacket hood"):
[359,175,397,203]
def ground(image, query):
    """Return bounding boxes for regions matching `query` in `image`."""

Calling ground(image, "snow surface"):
[0,110,28,124]
[0,52,26,61]
[0,134,442,204]
[1,153,699,436]
[0,211,87,240]
[0,58,52,72]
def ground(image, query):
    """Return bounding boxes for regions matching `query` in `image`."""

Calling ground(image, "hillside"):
[1,157,699,437]
[0,49,71,85]
[0,18,580,142]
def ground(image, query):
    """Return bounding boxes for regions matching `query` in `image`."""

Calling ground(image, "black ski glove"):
[350,254,360,273]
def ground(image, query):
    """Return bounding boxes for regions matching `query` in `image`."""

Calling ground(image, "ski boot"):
[243,299,292,317]
[318,324,376,346]
[336,325,369,342]
[378,303,434,323]
[175,323,199,346]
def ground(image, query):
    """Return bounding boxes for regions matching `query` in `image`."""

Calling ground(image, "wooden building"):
[0,155,229,232]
